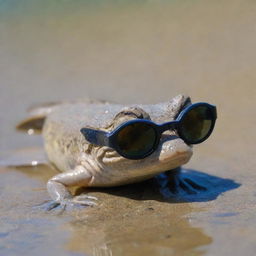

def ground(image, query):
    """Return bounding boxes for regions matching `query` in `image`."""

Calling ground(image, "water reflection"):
[65,168,239,255]
[1,164,213,256]
[67,186,212,256]
[0,135,240,256]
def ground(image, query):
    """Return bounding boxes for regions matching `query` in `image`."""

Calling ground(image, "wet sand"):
[1,0,256,255]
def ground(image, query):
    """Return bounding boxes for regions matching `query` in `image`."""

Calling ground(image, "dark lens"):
[116,122,157,158]
[180,105,214,144]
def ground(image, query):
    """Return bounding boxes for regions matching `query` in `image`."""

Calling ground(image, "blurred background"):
[1,0,255,153]
[0,1,256,255]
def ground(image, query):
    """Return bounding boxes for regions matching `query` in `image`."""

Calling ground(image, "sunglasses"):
[80,102,217,160]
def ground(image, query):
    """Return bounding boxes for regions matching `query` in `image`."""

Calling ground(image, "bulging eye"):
[112,107,151,128]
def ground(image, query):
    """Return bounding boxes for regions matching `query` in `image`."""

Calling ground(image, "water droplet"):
[28,129,34,135]
[31,161,38,166]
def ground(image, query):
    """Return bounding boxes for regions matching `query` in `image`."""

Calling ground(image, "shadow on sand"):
[156,169,241,203]
[81,168,241,204]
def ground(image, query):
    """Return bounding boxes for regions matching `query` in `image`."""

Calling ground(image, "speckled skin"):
[42,95,193,207]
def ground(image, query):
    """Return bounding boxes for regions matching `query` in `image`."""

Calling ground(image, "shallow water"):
[1,0,256,255]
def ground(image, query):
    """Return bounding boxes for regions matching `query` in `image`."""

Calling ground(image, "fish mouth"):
[156,138,193,168]
[132,144,193,176]
[146,150,192,174]
[159,147,193,163]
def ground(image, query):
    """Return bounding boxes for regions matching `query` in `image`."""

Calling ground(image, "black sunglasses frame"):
[80,102,217,160]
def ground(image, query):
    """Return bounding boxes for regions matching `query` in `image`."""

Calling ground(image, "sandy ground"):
[0,0,256,255]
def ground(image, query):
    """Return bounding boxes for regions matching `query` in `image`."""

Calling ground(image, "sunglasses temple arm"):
[80,128,109,146]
